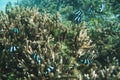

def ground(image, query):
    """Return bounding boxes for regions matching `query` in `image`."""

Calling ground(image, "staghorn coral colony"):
[0,0,120,80]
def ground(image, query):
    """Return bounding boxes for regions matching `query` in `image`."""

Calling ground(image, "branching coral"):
[0,4,120,80]
[72,22,96,59]
[0,6,80,80]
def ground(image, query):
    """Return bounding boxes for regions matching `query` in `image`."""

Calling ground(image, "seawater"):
[0,0,19,12]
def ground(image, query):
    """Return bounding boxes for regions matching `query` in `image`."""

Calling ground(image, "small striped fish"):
[80,58,91,65]
[10,46,19,53]
[77,55,91,65]
[74,10,82,23]
[33,53,41,65]
[45,66,54,74]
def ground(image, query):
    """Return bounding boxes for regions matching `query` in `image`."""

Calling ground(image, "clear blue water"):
[0,0,18,12]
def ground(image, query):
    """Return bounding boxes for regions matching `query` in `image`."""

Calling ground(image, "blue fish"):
[79,58,91,65]
[74,10,82,23]
[74,16,81,22]
[100,4,105,12]
[33,53,41,65]
[75,10,81,15]
[45,66,54,74]
[77,55,91,65]
[10,46,17,53]
[13,27,19,34]
[84,59,90,65]
[87,5,93,15]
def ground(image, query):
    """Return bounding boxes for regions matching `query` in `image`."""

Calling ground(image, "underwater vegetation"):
[0,6,120,80]
[0,0,120,80]
[18,0,120,24]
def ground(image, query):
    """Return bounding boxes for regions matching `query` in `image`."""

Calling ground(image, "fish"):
[87,5,93,15]
[100,4,105,12]
[74,10,82,23]
[74,16,81,23]
[45,66,54,74]
[83,59,90,65]
[13,27,19,33]
[77,55,91,65]
[75,10,81,16]
[10,46,17,53]
[33,53,41,65]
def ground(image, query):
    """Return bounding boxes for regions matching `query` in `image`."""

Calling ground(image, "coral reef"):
[19,0,120,24]
[0,1,120,80]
